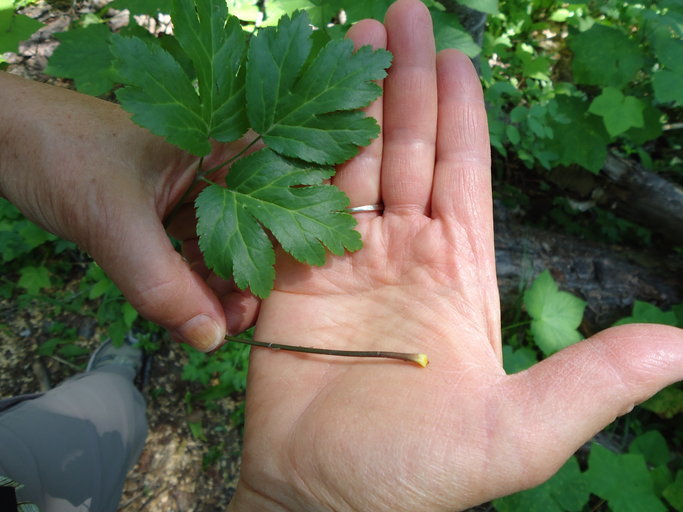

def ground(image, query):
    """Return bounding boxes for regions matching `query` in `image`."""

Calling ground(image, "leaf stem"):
[225,336,429,368]
[198,135,263,179]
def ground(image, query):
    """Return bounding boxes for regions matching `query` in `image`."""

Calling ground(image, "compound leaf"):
[111,0,249,155]
[45,24,118,96]
[172,0,248,141]
[196,149,361,297]
[246,10,392,164]
[111,34,210,155]
[524,270,586,356]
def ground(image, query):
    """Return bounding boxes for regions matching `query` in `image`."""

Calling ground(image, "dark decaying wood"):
[597,153,683,245]
[493,204,683,334]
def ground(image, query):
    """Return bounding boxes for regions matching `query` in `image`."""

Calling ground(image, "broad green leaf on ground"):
[457,0,498,14]
[524,270,586,356]
[664,471,683,511]
[246,11,392,164]
[493,457,589,512]
[343,0,393,23]
[108,0,172,15]
[0,5,43,54]
[431,10,480,57]
[502,345,538,374]
[111,0,248,155]
[613,301,679,327]
[585,444,667,512]
[547,96,609,173]
[588,87,644,137]
[569,24,644,88]
[18,265,51,294]
[651,34,683,72]
[45,24,118,96]
[653,69,683,105]
[629,431,671,467]
[641,384,683,418]
[624,102,663,145]
[196,149,361,297]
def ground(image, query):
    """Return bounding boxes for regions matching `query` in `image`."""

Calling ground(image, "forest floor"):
[2,1,243,510]
[0,290,243,511]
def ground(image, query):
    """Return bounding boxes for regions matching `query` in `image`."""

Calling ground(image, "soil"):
[2,2,242,510]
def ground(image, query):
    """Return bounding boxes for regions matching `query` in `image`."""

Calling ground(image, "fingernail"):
[175,314,223,352]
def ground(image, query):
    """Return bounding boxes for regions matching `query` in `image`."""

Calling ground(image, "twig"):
[226,336,429,367]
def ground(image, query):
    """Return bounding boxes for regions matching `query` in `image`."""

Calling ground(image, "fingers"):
[432,49,500,353]
[332,19,387,209]
[381,0,437,214]
[509,324,683,486]
[432,50,491,223]
[89,206,231,352]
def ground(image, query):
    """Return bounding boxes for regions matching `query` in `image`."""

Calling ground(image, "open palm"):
[230,1,683,511]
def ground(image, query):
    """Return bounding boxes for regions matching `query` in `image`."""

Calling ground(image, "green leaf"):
[524,270,586,356]
[456,0,498,15]
[629,431,670,467]
[588,87,644,137]
[613,301,679,327]
[502,345,538,374]
[18,222,55,249]
[641,384,683,418]
[0,7,42,54]
[343,0,393,22]
[122,301,138,327]
[570,24,645,88]
[585,444,667,512]
[431,10,481,57]
[652,35,683,72]
[111,0,249,155]
[246,11,391,164]
[45,24,118,96]
[493,457,589,512]
[171,0,248,142]
[18,265,51,294]
[547,96,609,173]
[664,471,683,511]
[196,149,361,297]
[624,102,663,145]
[112,35,210,154]
[653,69,683,105]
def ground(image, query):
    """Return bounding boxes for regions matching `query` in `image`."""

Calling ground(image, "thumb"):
[87,207,226,352]
[509,323,683,485]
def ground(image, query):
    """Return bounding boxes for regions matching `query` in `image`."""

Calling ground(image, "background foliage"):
[2,0,683,510]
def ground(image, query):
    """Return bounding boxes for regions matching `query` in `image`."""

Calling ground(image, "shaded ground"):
[0,277,244,512]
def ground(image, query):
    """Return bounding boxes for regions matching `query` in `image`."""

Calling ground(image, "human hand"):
[229,1,683,510]
[0,74,258,351]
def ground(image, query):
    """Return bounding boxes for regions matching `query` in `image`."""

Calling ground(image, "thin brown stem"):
[226,336,429,367]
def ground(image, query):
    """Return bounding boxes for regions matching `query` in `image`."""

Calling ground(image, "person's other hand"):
[0,74,258,351]
[229,1,683,510]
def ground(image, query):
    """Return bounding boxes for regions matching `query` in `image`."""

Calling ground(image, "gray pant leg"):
[0,368,147,512]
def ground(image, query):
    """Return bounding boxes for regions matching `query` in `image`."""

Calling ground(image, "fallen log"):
[494,204,683,334]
